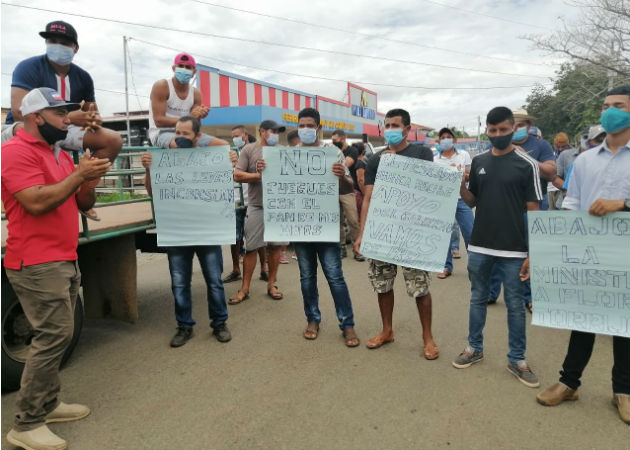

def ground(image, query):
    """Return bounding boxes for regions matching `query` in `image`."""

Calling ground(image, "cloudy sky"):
[1,0,582,134]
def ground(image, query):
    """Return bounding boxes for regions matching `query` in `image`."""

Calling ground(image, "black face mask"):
[488,133,513,150]
[332,141,343,149]
[175,137,194,148]
[37,117,68,146]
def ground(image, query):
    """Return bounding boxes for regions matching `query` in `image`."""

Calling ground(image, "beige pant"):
[6,261,81,431]
[339,193,360,246]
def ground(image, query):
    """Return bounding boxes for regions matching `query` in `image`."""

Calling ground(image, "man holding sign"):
[259,108,360,347]
[354,108,440,360]
[231,120,287,304]
[141,116,234,348]
[536,86,630,424]
[453,107,542,388]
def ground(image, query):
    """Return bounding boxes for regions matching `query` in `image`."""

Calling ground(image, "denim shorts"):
[235,207,247,242]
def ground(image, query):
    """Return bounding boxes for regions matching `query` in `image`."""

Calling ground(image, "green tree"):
[524,62,609,141]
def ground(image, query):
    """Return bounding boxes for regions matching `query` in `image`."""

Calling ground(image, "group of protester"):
[1,19,629,450]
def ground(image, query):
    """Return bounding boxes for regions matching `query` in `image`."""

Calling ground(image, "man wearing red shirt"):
[2,87,111,450]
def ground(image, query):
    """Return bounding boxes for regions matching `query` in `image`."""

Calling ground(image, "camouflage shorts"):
[367,259,431,297]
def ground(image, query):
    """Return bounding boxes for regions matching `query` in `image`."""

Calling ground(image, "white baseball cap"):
[20,87,80,116]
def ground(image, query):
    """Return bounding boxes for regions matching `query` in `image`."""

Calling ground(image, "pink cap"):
[174,52,196,68]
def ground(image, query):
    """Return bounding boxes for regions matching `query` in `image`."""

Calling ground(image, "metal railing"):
[2,146,246,247]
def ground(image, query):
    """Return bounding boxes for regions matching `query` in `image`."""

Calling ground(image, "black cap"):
[260,120,286,132]
[39,21,78,47]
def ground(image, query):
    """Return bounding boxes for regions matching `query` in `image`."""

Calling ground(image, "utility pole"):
[123,36,131,146]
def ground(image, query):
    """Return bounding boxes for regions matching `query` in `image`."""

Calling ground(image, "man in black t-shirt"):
[354,109,440,360]
[452,106,542,389]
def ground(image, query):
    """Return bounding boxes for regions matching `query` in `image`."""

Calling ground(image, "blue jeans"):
[450,222,460,252]
[293,242,355,330]
[166,246,228,329]
[467,252,527,363]
[488,211,532,303]
[444,199,474,271]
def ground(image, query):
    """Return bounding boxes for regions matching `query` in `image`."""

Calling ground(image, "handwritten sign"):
[262,146,339,242]
[360,154,461,272]
[529,211,630,337]
[149,146,235,246]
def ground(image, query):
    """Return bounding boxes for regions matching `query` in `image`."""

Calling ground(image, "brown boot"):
[536,382,579,406]
[612,394,630,424]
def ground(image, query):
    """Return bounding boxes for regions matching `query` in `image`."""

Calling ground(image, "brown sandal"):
[303,323,319,340]
[228,290,249,305]
[267,285,283,300]
[343,328,360,348]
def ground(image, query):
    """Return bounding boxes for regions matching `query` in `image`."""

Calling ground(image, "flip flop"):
[423,342,440,360]
[437,270,452,279]
[222,271,242,283]
[366,334,395,349]
[80,209,101,221]
[303,323,319,340]
[342,329,360,348]
[228,290,249,305]
[267,285,283,300]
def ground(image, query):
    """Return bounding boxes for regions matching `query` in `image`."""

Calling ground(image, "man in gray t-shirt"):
[231,120,287,304]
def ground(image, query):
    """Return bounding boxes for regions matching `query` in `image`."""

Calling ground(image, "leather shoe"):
[46,402,90,423]
[170,327,193,347]
[7,425,67,450]
[612,393,630,424]
[213,323,232,343]
[353,253,365,262]
[536,382,579,406]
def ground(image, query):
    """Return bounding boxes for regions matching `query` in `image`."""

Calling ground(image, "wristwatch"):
[624,199,630,212]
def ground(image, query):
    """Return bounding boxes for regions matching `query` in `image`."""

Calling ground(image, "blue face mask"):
[580,137,588,149]
[298,127,317,145]
[512,127,528,142]
[233,136,244,148]
[439,138,454,150]
[46,43,75,65]
[600,107,630,133]
[384,129,404,146]
[266,132,279,146]
[174,68,193,84]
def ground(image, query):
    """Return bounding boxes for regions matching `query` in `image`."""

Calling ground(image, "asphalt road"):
[2,247,628,449]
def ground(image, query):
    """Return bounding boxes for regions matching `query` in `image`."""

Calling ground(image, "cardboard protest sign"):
[360,153,461,272]
[149,146,235,246]
[529,211,630,337]
[262,146,340,242]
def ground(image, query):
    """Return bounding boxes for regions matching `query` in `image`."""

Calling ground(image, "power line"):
[2,3,552,79]
[130,37,553,90]
[421,0,551,30]
[1,72,149,98]
[187,0,555,67]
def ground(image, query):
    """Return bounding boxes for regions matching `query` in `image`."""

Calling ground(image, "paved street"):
[2,247,628,449]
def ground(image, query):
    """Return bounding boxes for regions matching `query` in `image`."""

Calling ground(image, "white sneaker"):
[46,402,90,423]
[6,425,67,450]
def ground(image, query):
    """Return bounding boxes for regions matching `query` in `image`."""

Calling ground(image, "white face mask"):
[266,132,279,146]
[46,43,74,65]
[233,136,245,148]
[298,128,317,144]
